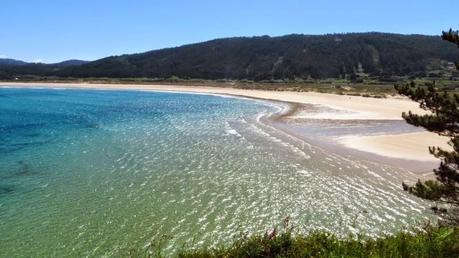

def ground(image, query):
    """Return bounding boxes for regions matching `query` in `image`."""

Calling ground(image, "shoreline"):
[0,81,426,120]
[0,81,449,169]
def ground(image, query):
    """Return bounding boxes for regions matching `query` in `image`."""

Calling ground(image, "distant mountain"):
[0,58,88,66]
[2,33,459,80]
[0,58,28,66]
[0,59,88,79]
[51,59,89,67]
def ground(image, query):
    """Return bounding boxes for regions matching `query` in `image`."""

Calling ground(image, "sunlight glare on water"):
[0,87,434,257]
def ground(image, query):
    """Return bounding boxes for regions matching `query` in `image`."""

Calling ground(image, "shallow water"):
[0,87,434,257]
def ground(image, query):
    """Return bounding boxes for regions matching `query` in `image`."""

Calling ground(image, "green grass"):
[131,226,459,258]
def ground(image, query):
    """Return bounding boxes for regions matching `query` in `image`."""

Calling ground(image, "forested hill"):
[0,59,88,79]
[2,33,459,80]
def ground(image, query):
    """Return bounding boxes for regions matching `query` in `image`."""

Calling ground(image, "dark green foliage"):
[1,33,459,80]
[134,226,459,258]
[395,30,459,213]
[56,33,459,80]
[442,29,459,70]
[443,29,459,48]
[402,180,447,201]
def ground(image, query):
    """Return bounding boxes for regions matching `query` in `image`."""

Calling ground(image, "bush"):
[134,226,459,258]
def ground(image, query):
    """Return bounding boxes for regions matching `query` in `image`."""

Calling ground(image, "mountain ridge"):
[1,32,458,80]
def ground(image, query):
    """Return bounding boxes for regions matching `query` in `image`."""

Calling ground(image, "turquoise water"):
[0,87,434,257]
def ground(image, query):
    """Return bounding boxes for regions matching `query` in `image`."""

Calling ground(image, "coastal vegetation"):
[0,75,401,98]
[130,225,459,258]
[2,75,459,99]
[396,29,459,223]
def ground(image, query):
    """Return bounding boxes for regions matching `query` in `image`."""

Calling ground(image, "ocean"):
[0,87,434,257]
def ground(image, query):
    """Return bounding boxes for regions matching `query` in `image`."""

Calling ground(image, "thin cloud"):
[0,54,7,59]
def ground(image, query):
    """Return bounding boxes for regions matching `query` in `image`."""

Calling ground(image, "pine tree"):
[395,29,459,220]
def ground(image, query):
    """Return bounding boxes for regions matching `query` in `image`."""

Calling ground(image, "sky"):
[1,0,458,63]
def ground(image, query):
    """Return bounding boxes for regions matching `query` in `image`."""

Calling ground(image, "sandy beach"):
[337,132,452,162]
[0,82,450,164]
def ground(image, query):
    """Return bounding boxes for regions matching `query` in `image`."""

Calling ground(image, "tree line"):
[1,33,458,81]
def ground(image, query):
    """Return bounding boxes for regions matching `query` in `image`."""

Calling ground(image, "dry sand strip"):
[0,82,450,162]
[337,132,453,162]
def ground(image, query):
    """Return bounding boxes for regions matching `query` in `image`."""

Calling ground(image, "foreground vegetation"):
[396,29,459,224]
[130,226,459,258]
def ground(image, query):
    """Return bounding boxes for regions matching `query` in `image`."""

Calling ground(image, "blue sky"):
[1,0,457,63]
